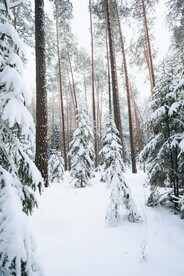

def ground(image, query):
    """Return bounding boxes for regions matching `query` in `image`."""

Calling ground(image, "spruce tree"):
[100,115,123,184]
[0,1,43,274]
[0,168,42,275]
[12,0,35,48]
[100,116,140,226]
[167,0,184,61]
[48,150,64,183]
[68,106,94,188]
[140,61,184,211]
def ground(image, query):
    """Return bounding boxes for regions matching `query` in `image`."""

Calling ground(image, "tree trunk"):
[83,70,88,103]
[95,78,103,154]
[35,0,48,187]
[67,73,78,122]
[131,90,143,153]
[68,108,73,170]
[115,0,137,173]
[105,0,126,162]
[142,0,155,94]
[12,7,17,29]
[63,31,78,119]
[143,42,153,95]
[174,147,179,199]
[55,0,67,170]
[59,98,63,157]
[51,91,55,149]
[89,0,98,168]
[66,91,70,157]
[105,29,112,115]
[166,116,177,200]
[67,55,78,118]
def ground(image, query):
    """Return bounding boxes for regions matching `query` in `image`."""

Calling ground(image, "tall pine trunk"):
[131,89,143,153]
[173,147,179,199]
[63,30,78,119]
[83,70,87,103]
[55,0,67,170]
[51,91,55,149]
[67,73,78,123]
[165,114,179,203]
[115,0,137,173]
[105,0,125,161]
[141,0,155,94]
[95,79,103,153]
[35,0,48,187]
[105,29,112,115]
[89,0,98,168]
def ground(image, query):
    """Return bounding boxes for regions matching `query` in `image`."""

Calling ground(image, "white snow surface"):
[30,170,184,276]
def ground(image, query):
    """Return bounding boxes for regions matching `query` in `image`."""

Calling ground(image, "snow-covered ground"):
[30,170,184,276]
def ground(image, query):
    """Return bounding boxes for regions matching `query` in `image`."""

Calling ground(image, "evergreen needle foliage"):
[0,1,43,274]
[100,116,141,226]
[140,60,184,215]
[48,150,64,183]
[68,106,94,188]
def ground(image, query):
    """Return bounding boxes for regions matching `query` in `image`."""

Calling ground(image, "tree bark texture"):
[89,0,98,168]
[67,73,77,125]
[115,1,137,173]
[141,0,155,94]
[35,0,48,187]
[83,70,87,103]
[51,91,55,149]
[131,90,143,153]
[63,31,78,119]
[95,79,102,153]
[165,114,179,200]
[55,0,67,170]
[105,0,125,161]
[105,29,112,115]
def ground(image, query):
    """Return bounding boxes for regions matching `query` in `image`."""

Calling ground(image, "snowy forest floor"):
[31,170,184,276]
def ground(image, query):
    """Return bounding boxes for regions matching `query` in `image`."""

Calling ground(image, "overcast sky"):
[71,0,91,50]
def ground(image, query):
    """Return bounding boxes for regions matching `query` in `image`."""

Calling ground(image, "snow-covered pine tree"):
[0,167,42,275]
[140,60,184,212]
[170,69,184,181]
[100,116,140,226]
[0,1,43,274]
[100,115,122,184]
[170,69,184,216]
[68,106,94,188]
[48,150,64,183]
